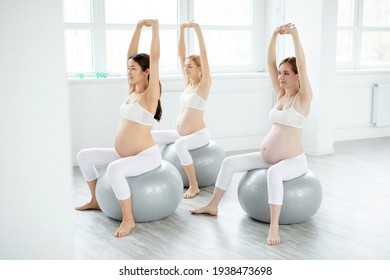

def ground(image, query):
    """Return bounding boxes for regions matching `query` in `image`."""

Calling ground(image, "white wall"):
[68,0,390,165]
[334,71,390,141]
[0,0,74,259]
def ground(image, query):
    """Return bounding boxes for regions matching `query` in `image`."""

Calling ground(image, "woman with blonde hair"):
[152,21,212,199]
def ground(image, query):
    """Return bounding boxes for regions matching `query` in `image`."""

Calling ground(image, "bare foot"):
[114,220,135,238]
[190,204,218,216]
[75,200,100,211]
[266,228,281,245]
[183,186,200,199]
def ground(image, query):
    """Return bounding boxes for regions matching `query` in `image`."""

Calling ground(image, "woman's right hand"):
[273,23,296,36]
[281,23,297,36]
[180,20,198,29]
[277,23,297,35]
[273,25,284,35]
[138,19,158,28]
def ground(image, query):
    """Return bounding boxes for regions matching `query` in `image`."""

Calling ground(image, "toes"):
[183,189,199,199]
[267,238,281,245]
[184,193,194,199]
[183,191,192,199]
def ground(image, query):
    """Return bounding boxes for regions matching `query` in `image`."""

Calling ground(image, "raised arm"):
[127,20,147,61]
[191,23,211,89]
[178,23,187,82]
[285,24,313,102]
[145,19,160,104]
[267,26,283,96]
[179,22,212,91]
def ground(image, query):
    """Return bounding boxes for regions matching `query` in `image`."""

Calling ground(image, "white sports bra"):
[179,85,206,110]
[269,96,306,129]
[120,92,154,126]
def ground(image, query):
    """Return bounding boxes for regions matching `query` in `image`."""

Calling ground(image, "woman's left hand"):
[181,20,198,29]
[280,23,297,35]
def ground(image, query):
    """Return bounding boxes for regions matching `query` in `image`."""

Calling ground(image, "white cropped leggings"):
[216,152,307,205]
[152,128,210,166]
[77,145,162,200]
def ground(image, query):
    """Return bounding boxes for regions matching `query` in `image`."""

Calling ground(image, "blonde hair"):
[187,54,201,67]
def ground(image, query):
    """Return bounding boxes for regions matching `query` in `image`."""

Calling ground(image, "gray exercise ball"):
[238,169,322,224]
[96,160,183,223]
[161,140,225,187]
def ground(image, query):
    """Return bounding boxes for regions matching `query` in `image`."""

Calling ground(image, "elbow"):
[199,49,208,58]
[267,58,276,66]
[297,60,307,72]
[150,51,160,61]
[150,57,160,65]
[178,50,186,59]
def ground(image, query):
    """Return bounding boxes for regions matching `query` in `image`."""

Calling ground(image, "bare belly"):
[114,120,154,157]
[260,124,304,164]
[176,107,206,136]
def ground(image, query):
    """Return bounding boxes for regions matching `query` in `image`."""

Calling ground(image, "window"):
[336,0,390,69]
[63,0,93,73]
[63,0,262,78]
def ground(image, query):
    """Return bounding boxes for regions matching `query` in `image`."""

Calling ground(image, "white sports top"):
[179,85,206,110]
[269,96,306,129]
[120,92,154,126]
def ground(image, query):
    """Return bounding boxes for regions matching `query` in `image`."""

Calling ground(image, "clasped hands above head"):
[275,23,297,35]
[138,18,198,29]
[138,19,158,27]
[180,20,199,29]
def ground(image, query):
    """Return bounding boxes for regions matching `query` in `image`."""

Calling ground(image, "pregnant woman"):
[76,19,162,237]
[191,23,313,245]
[152,21,212,199]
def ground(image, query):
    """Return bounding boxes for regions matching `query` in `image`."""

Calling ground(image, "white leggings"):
[216,152,308,205]
[152,128,210,166]
[77,145,162,200]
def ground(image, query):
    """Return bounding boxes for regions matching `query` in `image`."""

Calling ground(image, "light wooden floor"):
[72,137,390,260]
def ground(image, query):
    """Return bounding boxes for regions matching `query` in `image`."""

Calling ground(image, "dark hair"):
[279,57,298,74]
[129,53,162,122]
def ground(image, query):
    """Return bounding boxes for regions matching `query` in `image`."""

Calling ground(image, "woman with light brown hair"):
[191,23,313,245]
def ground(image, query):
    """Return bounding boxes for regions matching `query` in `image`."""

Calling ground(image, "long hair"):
[129,53,162,122]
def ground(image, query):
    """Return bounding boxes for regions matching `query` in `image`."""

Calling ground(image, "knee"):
[76,149,89,165]
[174,138,187,153]
[220,157,235,173]
[174,139,192,165]
[106,162,120,179]
[266,166,282,183]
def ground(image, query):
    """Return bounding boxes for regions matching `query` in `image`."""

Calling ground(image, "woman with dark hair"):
[76,19,162,238]
[152,21,212,199]
[191,23,313,245]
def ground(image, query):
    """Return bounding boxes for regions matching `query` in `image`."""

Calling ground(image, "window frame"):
[63,0,264,78]
[336,0,390,70]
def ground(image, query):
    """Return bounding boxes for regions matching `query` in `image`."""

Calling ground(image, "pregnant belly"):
[260,125,304,164]
[176,109,205,136]
[114,121,154,157]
